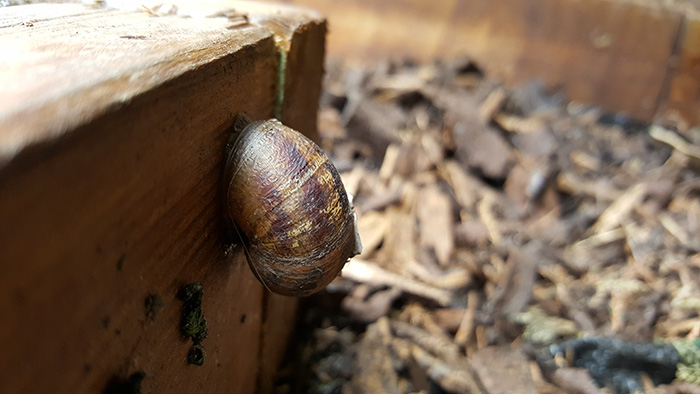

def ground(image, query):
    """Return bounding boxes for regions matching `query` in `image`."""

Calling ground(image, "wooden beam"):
[0,2,325,393]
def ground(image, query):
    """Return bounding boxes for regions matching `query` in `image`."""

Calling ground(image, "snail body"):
[225,116,361,296]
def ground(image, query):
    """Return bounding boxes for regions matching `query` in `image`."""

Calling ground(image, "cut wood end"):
[0,1,325,165]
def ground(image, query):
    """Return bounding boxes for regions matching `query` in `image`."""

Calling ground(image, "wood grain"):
[278,14,327,142]
[0,3,325,393]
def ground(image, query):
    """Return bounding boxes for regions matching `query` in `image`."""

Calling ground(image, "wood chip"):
[416,185,455,266]
[440,160,482,210]
[453,120,512,179]
[431,308,469,333]
[409,344,487,394]
[379,206,417,270]
[479,87,506,121]
[350,318,401,394]
[650,125,700,161]
[342,286,402,323]
[570,150,602,172]
[477,191,503,245]
[356,211,388,258]
[495,113,547,134]
[592,182,647,234]
[342,259,453,306]
[454,290,480,348]
[470,346,539,394]
[404,259,472,289]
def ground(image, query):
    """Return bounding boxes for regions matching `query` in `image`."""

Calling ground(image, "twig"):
[342,258,453,306]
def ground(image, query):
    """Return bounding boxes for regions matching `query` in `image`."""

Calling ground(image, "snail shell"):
[225,116,362,296]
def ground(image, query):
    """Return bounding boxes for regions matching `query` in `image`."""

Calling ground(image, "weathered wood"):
[659,14,700,126]
[441,0,680,123]
[274,0,695,124]
[279,17,327,142]
[0,2,325,393]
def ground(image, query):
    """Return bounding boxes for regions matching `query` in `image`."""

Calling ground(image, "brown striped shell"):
[224,117,362,296]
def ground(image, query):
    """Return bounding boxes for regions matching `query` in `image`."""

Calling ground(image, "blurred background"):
[273,0,700,126]
[254,1,700,393]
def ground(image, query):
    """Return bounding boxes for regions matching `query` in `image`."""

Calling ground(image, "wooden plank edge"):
[0,2,327,393]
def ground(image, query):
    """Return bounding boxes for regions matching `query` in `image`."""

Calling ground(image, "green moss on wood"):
[178,282,209,366]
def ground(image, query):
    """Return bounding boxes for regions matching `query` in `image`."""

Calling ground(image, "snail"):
[224,115,362,296]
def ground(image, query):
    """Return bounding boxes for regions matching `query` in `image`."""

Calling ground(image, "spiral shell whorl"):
[225,118,361,296]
